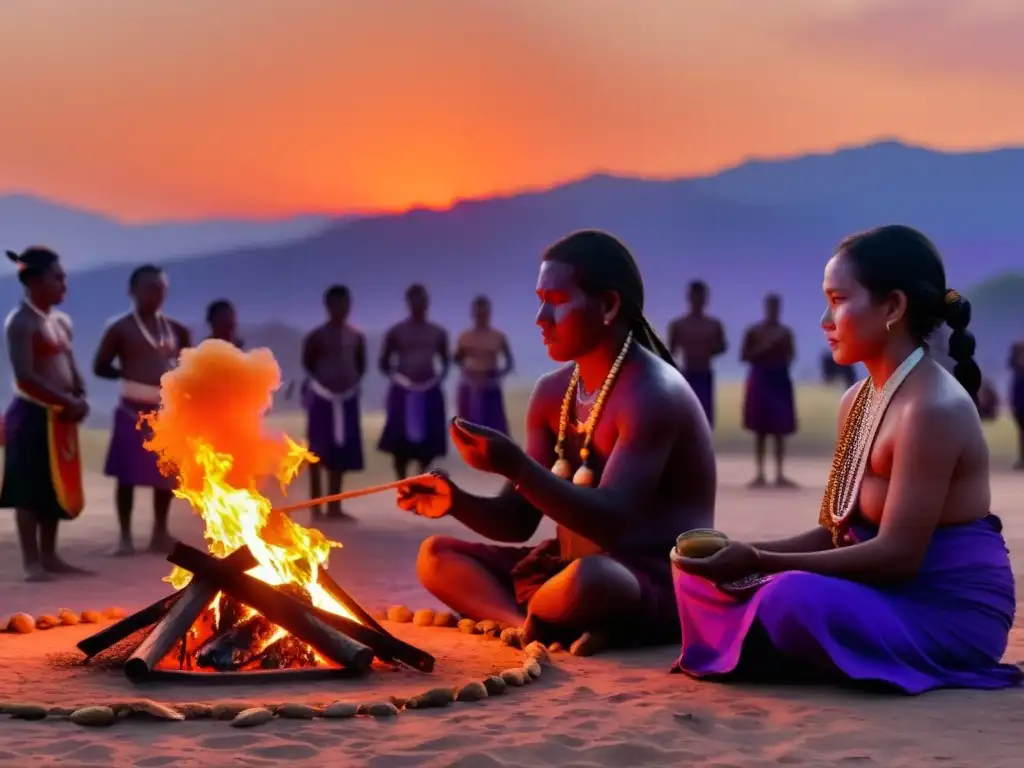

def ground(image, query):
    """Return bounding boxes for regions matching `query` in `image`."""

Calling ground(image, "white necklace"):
[132,311,175,357]
[823,346,925,540]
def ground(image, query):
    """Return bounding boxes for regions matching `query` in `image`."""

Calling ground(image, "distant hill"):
[0,193,339,270]
[2,140,1022,399]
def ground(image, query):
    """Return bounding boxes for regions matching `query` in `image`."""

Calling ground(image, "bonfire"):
[77,340,433,680]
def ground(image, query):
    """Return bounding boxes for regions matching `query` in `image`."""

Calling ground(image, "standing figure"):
[1,247,91,580]
[301,285,366,519]
[455,295,513,435]
[1010,336,1024,469]
[667,280,726,428]
[206,299,243,348]
[378,284,450,480]
[741,293,797,487]
[93,265,191,555]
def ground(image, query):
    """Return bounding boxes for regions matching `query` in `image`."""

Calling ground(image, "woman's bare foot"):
[748,476,767,489]
[569,630,611,657]
[41,556,95,575]
[109,540,137,557]
[774,476,799,489]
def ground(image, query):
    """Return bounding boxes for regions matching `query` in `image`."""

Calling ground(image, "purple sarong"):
[683,369,714,428]
[303,383,364,473]
[743,363,796,435]
[456,378,509,435]
[377,381,447,463]
[103,399,177,490]
[672,515,1023,694]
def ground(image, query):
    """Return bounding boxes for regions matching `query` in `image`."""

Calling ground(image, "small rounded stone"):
[457,618,479,634]
[432,611,458,628]
[523,641,550,664]
[499,668,527,687]
[476,620,499,637]
[412,609,436,627]
[322,701,359,718]
[483,676,507,696]
[412,688,455,708]
[368,702,399,717]
[455,681,489,702]
[36,614,60,629]
[79,610,103,624]
[212,703,249,720]
[6,613,35,634]
[499,627,523,648]
[70,706,115,727]
[8,704,48,720]
[231,708,275,728]
[177,702,213,719]
[387,605,414,623]
[277,702,319,719]
[523,660,542,679]
[103,606,127,619]
[58,610,79,626]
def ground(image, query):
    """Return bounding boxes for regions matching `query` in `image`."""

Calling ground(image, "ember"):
[78,340,434,680]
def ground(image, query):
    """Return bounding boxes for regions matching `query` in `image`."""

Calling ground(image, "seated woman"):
[672,224,1023,694]
[397,230,716,655]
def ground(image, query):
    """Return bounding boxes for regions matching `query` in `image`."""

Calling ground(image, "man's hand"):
[59,397,89,423]
[397,471,456,519]
[450,417,526,479]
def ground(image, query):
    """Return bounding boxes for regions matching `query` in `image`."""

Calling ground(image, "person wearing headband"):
[92,264,191,556]
[398,230,716,655]
[0,246,91,580]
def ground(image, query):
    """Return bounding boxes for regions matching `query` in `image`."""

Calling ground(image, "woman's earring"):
[885,320,892,333]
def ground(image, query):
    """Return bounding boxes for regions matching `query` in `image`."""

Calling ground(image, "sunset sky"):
[2,0,1022,222]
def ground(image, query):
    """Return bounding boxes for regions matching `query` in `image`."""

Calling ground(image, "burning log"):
[77,547,257,660]
[167,543,375,673]
[195,614,277,671]
[169,542,436,672]
[317,567,387,636]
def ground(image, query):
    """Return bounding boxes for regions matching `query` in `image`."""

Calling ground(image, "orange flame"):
[142,339,356,623]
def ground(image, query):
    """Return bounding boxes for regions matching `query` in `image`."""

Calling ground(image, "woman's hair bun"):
[943,288,971,332]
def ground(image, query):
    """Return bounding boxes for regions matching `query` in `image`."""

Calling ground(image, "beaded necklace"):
[551,332,633,487]
[818,346,925,546]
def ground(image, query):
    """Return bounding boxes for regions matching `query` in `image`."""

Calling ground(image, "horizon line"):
[4,135,1024,227]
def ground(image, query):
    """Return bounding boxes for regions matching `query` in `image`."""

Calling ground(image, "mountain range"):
[2,139,1023,415]
[0,194,337,270]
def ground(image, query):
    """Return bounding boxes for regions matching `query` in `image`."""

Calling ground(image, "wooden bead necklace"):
[551,332,633,487]
[818,346,924,546]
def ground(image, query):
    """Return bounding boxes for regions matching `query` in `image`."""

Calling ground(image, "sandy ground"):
[2,455,1024,767]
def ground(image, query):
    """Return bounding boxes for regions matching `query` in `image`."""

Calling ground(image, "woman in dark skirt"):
[1,247,91,580]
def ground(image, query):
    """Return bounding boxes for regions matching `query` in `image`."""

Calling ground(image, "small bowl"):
[674,528,729,559]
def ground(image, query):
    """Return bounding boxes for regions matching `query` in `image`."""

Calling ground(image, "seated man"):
[398,230,716,655]
[672,225,1023,693]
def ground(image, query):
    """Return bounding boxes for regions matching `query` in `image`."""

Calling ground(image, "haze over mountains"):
[2,139,1023,415]
[0,194,336,269]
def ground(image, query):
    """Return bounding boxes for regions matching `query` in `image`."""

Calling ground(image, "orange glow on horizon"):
[1,0,1023,221]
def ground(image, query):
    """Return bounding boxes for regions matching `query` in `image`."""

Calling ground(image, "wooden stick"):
[78,547,257,660]
[273,473,433,515]
[169,542,435,672]
[167,543,375,673]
